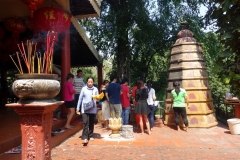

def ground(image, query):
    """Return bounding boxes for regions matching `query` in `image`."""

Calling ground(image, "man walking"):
[105,75,122,118]
[73,69,85,110]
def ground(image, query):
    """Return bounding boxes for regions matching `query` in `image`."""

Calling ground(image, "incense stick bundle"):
[12,36,56,74]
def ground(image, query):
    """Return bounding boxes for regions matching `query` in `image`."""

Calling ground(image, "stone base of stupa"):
[163,111,218,128]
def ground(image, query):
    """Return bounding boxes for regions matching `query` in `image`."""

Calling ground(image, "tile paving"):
[51,119,240,160]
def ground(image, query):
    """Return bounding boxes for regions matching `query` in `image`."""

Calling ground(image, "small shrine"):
[164,22,218,128]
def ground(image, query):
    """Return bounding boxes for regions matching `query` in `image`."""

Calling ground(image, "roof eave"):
[71,16,102,63]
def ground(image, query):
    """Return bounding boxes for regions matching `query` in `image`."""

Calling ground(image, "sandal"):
[82,139,88,144]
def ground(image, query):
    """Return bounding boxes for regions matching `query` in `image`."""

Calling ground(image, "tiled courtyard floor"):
[51,119,240,160]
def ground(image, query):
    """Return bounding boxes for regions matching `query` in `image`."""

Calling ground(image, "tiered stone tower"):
[164,22,218,127]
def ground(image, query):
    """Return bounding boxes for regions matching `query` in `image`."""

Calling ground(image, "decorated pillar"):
[61,30,71,118]
[97,63,103,91]
[7,102,63,159]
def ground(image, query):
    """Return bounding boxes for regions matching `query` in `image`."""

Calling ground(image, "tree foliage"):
[205,0,240,97]
[80,0,227,101]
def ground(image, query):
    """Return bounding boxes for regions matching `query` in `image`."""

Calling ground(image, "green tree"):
[205,0,240,97]
[81,0,211,93]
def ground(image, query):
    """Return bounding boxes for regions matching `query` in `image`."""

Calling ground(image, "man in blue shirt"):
[105,75,122,118]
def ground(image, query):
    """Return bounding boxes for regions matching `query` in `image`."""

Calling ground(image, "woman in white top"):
[146,80,156,131]
[76,77,99,144]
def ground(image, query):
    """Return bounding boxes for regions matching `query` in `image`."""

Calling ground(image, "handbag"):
[83,101,94,112]
[83,90,94,112]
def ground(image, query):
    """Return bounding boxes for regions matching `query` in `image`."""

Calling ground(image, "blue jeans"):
[121,107,130,125]
[148,105,155,129]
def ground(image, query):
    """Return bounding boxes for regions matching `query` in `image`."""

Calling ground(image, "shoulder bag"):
[83,90,94,112]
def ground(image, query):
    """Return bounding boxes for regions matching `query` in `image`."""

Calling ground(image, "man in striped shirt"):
[73,70,85,111]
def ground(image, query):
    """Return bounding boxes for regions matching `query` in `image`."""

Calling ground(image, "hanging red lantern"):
[33,7,72,33]
[4,17,27,39]
[0,26,5,39]
[21,0,44,18]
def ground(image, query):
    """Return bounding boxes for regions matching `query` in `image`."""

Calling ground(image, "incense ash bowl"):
[12,74,60,103]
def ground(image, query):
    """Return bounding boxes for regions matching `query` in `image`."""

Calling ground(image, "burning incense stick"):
[9,55,21,73]
[16,52,23,74]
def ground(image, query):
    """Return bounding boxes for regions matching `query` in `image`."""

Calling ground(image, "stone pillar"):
[6,102,64,160]
[61,30,71,118]
[97,63,103,91]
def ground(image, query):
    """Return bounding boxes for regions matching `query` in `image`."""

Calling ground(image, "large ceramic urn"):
[12,73,60,103]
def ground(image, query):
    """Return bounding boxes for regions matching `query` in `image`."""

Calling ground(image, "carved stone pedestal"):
[109,118,122,139]
[6,101,63,160]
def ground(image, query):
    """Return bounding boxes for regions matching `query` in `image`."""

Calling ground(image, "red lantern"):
[4,17,27,39]
[21,0,44,18]
[0,26,5,39]
[33,7,72,33]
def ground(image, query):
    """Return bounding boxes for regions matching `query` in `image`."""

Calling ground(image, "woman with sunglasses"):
[171,81,189,132]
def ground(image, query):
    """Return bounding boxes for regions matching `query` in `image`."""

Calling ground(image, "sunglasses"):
[174,84,180,87]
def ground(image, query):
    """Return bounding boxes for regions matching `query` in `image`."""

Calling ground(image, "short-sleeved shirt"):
[63,81,75,101]
[120,84,130,108]
[73,76,85,94]
[106,82,122,104]
[171,88,187,107]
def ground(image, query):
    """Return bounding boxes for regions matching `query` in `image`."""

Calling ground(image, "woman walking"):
[135,79,151,135]
[76,77,99,143]
[146,80,156,131]
[101,80,110,128]
[63,73,76,129]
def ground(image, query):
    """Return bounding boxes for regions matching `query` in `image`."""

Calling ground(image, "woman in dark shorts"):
[63,73,76,129]
[135,79,151,135]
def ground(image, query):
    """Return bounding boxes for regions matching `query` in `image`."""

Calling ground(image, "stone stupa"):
[164,22,218,128]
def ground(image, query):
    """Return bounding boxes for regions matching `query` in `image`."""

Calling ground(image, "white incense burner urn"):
[12,74,60,104]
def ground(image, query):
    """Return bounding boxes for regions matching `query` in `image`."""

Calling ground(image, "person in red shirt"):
[120,78,131,125]
[63,73,76,129]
